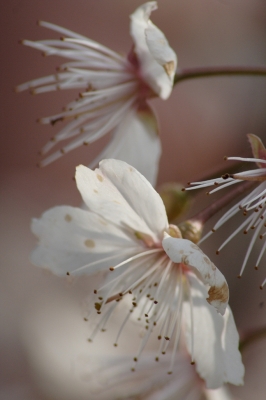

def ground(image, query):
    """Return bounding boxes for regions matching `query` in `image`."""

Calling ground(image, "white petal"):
[31,206,135,275]
[183,276,244,389]
[204,386,233,400]
[145,25,177,81]
[221,307,245,385]
[162,235,229,315]
[89,107,161,186]
[99,159,168,237]
[130,2,177,100]
[76,161,168,240]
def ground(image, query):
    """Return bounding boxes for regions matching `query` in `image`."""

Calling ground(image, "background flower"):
[16,2,177,185]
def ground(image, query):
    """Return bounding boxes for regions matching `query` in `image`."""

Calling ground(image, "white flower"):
[16,1,177,185]
[186,134,266,288]
[31,159,244,389]
[75,352,234,400]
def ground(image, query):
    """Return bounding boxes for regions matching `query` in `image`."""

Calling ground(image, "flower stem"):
[174,66,266,85]
[190,180,254,225]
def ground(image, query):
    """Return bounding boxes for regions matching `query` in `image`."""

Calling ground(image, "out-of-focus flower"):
[75,352,234,400]
[20,282,234,400]
[31,159,244,388]
[16,1,177,185]
[186,134,266,287]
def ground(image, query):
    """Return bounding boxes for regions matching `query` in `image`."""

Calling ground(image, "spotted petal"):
[130,1,177,100]
[183,276,244,389]
[31,206,136,276]
[162,234,229,315]
[76,160,168,241]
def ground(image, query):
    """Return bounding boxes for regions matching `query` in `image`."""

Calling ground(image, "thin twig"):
[174,66,266,85]
[190,181,254,225]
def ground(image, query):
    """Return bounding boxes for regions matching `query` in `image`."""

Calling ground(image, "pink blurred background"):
[1,0,266,398]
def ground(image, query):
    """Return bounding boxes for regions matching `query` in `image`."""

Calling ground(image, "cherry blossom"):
[31,159,244,388]
[16,2,177,185]
[186,134,266,287]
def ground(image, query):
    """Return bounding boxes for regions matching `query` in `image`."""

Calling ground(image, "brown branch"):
[190,181,255,225]
[174,66,266,85]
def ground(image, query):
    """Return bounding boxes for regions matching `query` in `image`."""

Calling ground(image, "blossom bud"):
[178,220,203,244]
[158,182,190,222]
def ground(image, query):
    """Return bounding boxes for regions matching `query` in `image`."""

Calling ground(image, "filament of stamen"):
[255,239,266,269]
[260,278,266,289]
[208,179,240,195]
[169,272,183,373]
[114,309,134,346]
[68,250,134,275]
[239,218,265,276]
[108,248,163,271]
[227,156,266,165]
[89,302,118,341]
[186,276,195,364]
[217,213,255,253]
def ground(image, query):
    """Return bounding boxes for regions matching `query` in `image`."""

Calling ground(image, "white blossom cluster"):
[18,1,266,399]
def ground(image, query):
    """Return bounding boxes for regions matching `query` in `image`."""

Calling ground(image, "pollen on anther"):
[66,272,70,276]
[260,285,263,290]
[255,266,259,270]
[237,275,242,279]
[94,289,97,294]
[87,338,92,343]
[109,267,114,271]
[164,336,170,341]
[154,300,158,304]
[145,313,148,317]
[216,250,220,255]
[114,343,118,347]
[83,317,88,322]
[158,335,162,340]
[131,368,135,372]
[191,361,195,365]
[133,357,138,362]
[167,371,172,375]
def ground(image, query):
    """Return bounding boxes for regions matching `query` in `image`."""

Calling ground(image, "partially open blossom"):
[186,134,266,288]
[16,1,177,185]
[31,159,244,388]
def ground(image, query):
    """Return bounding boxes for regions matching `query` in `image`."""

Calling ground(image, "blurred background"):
[1,0,266,398]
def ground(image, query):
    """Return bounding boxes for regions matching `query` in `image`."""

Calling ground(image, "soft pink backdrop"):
[1,1,266,398]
